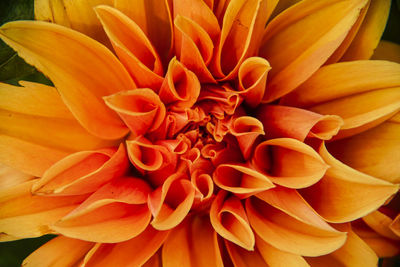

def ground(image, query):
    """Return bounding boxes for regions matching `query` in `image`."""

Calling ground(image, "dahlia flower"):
[0,0,399,266]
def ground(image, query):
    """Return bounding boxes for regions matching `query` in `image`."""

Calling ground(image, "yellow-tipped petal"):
[23,236,94,267]
[301,143,399,223]
[341,0,391,61]
[371,40,400,63]
[260,0,369,102]
[0,21,135,139]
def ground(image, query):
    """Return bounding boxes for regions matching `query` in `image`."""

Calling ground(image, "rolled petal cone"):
[0,0,399,266]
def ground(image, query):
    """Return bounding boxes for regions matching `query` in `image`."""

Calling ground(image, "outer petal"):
[259,0,369,102]
[32,144,129,195]
[371,40,400,63]
[162,216,224,267]
[0,21,135,139]
[52,177,151,243]
[83,226,168,267]
[23,236,94,267]
[225,241,268,267]
[341,0,391,61]
[252,138,329,189]
[0,163,33,191]
[281,60,400,139]
[0,180,86,240]
[301,143,399,223]
[257,105,343,141]
[246,197,347,257]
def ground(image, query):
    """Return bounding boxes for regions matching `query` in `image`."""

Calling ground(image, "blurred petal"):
[32,144,129,195]
[341,0,391,61]
[246,196,346,256]
[260,0,368,102]
[23,236,94,267]
[210,191,255,250]
[34,0,71,27]
[257,105,343,141]
[0,180,86,240]
[95,5,164,89]
[363,211,400,240]
[52,177,151,243]
[371,40,400,63]
[83,226,168,267]
[301,143,399,223]
[0,21,135,139]
[252,138,328,189]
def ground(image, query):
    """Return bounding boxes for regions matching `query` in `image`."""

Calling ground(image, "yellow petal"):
[34,0,71,27]
[83,226,168,267]
[114,0,173,61]
[260,0,368,102]
[23,236,94,267]
[371,40,400,63]
[0,180,86,240]
[301,143,399,223]
[341,0,391,61]
[0,21,135,139]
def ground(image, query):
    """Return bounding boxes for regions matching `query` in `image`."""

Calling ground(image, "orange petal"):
[237,57,271,107]
[257,105,343,141]
[252,138,329,188]
[174,15,216,83]
[246,197,347,256]
[191,170,214,202]
[0,163,33,191]
[148,173,195,230]
[0,180,86,240]
[52,177,151,243]
[281,60,400,139]
[32,144,129,196]
[225,240,268,267]
[210,191,255,250]
[104,89,166,137]
[363,211,400,240]
[341,0,391,61]
[301,143,399,223]
[305,224,378,267]
[229,116,265,160]
[159,57,201,111]
[23,236,94,267]
[371,40,400,63]
[327,119,400,183]
[390,213,400,238]
[95,5,164,90]
[211,0,269,79]
[0,21,135,139]
[114,0,173,62]
[162,216,224,267]
[83,226,168,267]
[213,164,274,198]
[256,235,310,267]
[260,0,369,102]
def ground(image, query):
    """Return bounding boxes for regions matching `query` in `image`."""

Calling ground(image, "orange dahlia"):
[0,0,400,266]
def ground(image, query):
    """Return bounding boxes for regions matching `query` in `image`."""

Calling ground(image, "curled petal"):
[162,216,223,267]
[213,164,274,198]
[23,236,94,267]
[201,137,243,166]
[237,57,271,107]
[260,0,369,102]
[210,191,255,250]
[159,58,201,110]
[198,85,242,117]
[0,180,86,240]
[0,21,135,139]
[301,143,399,223]
[225,240,268,267]
[252,138,329,189]
[95,6,164,90]
[148,173,195,230]
[83,226,168,267]
[191,170,214,202]
[257,105,343,141]
[211,0,269,79]
[174,15,216,83]
[52,177,152,243]
[246,197,347,256]
[32,144,129,195]
[229,116,265,160]
[104,89,166,137]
